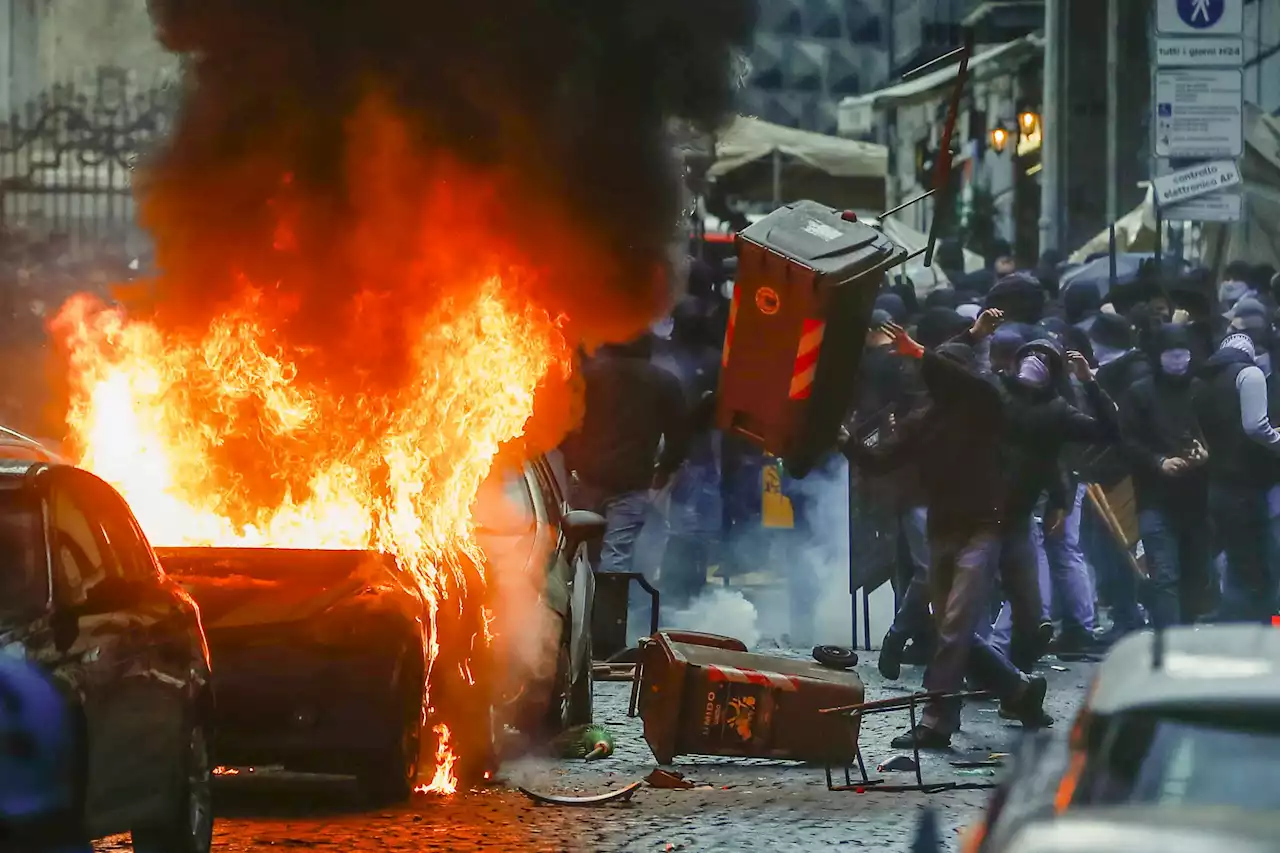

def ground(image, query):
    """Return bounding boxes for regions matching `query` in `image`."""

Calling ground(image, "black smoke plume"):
[139,0,757,354]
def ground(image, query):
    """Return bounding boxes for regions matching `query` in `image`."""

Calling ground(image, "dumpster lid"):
[739,200,894,273]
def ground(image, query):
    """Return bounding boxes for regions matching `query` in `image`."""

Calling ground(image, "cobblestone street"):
[97,652,1094,853]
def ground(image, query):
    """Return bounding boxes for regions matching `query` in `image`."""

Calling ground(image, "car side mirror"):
[562,509,606,556]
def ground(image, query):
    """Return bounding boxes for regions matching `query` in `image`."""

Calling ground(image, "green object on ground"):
[551,724,615,760]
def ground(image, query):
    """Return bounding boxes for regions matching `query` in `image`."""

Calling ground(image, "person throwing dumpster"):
[845,309,1052,750]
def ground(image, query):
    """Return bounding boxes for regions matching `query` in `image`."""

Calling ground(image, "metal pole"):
[1155,205,1164,269]
[771,149,783,209]
[1106,0,1119,228]
[847,461,859,651]
[1038,0,1063,254]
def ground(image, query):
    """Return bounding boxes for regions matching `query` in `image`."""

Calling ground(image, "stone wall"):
[36,0,178,91]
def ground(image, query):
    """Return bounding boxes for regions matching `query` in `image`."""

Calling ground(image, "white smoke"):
[666,587,762,649]
[661,454,897,651]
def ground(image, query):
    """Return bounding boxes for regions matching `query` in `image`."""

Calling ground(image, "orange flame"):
[417,724,459,795]
[53,268,567,795]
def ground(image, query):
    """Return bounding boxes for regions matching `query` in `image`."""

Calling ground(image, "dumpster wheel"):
[813,645,858,670]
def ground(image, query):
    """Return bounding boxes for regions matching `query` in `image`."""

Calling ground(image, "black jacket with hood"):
[849,335,1006,536]
[1119,324,1208,512]
[997,338,1121,522]
[1195,343,1278,488]
[852,340,927,507]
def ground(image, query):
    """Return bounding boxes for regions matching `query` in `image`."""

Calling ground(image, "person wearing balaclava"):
[1011,317,1104,656]
[1120,324,1211,628]
[850,306,932,679]
[992,336,1121,680]
[846,309,1051,750]
[1074,312,1151,642]
[1195,332,1280,622]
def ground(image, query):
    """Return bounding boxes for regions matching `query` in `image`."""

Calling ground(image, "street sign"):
[1164,190,1243,222]
[1155,36,1244,66]
[1151,159,1241,206]
[1153,68,1243,158]
[1157,0,1243,35]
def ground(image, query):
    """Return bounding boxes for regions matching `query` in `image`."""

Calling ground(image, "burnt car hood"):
[156,547,413,631]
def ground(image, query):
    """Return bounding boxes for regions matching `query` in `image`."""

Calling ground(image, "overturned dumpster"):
[633,632,865,765]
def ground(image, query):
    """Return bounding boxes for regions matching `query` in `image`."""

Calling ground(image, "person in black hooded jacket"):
[847,311,1051,750]
[991,337,1121,672]
[1120,324,1211,628]
[1196,332,1280,622]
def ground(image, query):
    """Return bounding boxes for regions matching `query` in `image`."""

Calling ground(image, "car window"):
[1090,711,1280,814]
[0,488,48,618]
[473,463,537,534]
[49,481,115,605]
[85,479,159,583]
[504,469,537,527]
[530,459,563,527]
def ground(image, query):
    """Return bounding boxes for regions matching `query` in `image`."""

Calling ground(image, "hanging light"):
[989,124,1010,154]
[1019,110,1040,136]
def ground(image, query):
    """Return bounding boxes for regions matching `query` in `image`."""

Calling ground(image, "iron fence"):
[0,67,179,258]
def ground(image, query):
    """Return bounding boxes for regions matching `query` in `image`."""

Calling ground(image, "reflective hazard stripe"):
[705,664,800,692]
[788,319,826,400]
[721,289,740,368]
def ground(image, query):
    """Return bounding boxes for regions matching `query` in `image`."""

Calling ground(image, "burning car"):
[0,457,214,853]
[156,451,602,802]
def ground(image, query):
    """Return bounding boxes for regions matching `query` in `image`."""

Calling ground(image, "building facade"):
[740,0,891,135]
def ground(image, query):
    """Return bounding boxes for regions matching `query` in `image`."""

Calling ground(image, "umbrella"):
[1059,253,1187,299]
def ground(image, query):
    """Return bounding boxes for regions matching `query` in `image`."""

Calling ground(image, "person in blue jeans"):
[1032,484,1096,647]
[1120,323,1213,628]
[563,335,691,575]
[847,314,1049,750]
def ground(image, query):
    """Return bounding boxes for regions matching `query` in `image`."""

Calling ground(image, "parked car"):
[965,625,1280,853]
[0,457,214,853]
[157,451,603,802]
[997,807,1280,853]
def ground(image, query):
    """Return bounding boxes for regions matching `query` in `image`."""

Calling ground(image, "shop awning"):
[837,35,1044,136]
[709,115,887,181]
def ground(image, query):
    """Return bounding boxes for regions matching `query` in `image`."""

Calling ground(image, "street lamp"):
[989,124,1010,154]
[1019,110,1040,137]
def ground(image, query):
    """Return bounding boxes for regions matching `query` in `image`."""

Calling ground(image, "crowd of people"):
[562,242,1280,751]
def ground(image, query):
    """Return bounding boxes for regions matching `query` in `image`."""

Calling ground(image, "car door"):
[530,457,592,677]
[46,469,183,835]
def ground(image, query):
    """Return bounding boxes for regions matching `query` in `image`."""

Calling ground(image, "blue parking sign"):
[1157,102,1173,118]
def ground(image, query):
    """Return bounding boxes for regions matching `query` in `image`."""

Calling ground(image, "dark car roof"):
[1089,626,1280,716]
[1003,806,1280,853]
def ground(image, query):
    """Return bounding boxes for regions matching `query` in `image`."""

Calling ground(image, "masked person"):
[992,338,1121,675]
[851,310,932,678]
[1196,333,1280,623]
[847,310,1051,750]
[1120,324,1211,627]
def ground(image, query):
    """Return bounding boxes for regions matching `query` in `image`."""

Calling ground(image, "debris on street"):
[644,769,695,790]
[878,755,920,773]
[551,724,616,761]
[518,781,643,808]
